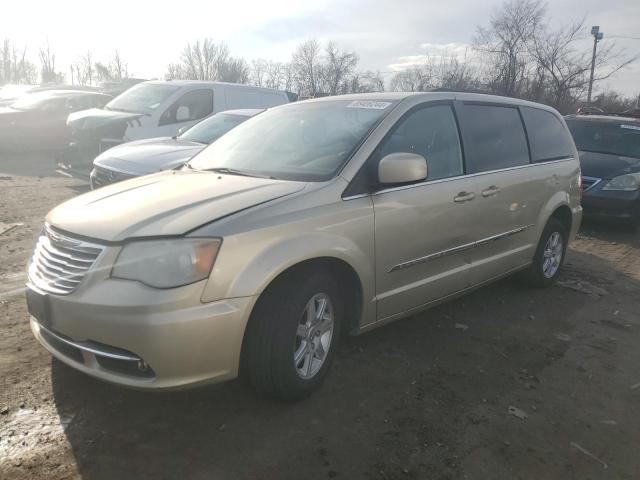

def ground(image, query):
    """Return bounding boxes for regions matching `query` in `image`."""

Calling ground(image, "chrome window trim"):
[342,157,575,200]
[341,193,370,201]
[388,224,535,272]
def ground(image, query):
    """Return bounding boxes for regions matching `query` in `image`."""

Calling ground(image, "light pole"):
[587,25,604,104]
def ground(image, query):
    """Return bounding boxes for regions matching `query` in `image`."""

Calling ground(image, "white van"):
[57,80,290,177]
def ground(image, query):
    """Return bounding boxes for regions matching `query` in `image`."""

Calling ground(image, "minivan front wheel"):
[244,270,342,400]
[522,218,568,287]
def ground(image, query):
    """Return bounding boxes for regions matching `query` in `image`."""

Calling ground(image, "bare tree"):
[431,53,481,91]
[390,66,429,92]
[591,90,638,113]
[321,42,359,94]
[39,42,64,84]
[219,57,249,83]
[531,19,635,111]
[0,39,37,84]
[165,39,248,83]
[474,0,545,97]
[350,70,385,93]
[250,59,268,87]
[94,62,113,82]
[292,39,323,96]
[111,50,127,81]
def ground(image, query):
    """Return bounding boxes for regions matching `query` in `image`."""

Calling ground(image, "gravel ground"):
[1,152,640,480]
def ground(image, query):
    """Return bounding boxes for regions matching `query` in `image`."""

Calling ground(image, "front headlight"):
[602,173,640,191]
[112,238,221,288]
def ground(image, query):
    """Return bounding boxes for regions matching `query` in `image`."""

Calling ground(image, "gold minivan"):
[26,92,582,399]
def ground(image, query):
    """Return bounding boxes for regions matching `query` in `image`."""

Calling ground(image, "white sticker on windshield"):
[621,124,640,131]
[347,100,392,110]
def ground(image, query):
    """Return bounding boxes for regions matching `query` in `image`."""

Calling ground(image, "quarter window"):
[159,89,214,126]
[66,96,89,111]
[459,104,529,173]
[521,107,574,162]
[375,104,464,181]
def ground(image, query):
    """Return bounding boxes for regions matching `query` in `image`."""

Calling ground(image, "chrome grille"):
[28,226,104,295]
[582,176,601,192]
[91,166,135,188]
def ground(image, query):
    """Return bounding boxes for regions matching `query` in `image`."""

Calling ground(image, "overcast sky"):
[2,0,638,95]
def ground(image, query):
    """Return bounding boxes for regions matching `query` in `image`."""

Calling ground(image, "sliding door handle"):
[481,185,501,197]
[454,191,476,203]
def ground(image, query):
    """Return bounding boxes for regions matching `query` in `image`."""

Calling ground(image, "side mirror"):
[378,152,428,185]
[176,126,187,137]
[176,106,190,122]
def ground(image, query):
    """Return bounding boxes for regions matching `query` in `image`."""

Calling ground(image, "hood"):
[578,150,640,179]
[93,137,204,174]
[47,170,306,241]
[0,107,27,120]
[67,108,145,131]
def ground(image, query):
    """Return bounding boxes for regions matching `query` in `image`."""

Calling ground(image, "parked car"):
[0,84,103,107]
[56,80,290,178]
[90,109,262,189]
[565,114,640,227]
[0,90,111,150]
[26,92,581,399]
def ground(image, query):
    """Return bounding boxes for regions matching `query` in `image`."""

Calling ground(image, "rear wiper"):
[205,167,274,179]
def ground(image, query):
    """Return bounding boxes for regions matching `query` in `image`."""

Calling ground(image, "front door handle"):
[481,185,501,197]
[454,191,476,203]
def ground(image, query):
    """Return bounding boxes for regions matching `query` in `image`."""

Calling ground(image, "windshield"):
[567,119,640,159]
[105,83,178,114]
[180,113,253,145]
[189,100,396,181]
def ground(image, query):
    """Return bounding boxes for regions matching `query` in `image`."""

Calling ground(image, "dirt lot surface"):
[1,153,640,480]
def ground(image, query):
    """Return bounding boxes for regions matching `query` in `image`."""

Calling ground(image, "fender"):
[201,231,377,325]
[535,190,571,237]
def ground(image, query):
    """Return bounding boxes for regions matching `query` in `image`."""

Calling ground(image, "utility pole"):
[587,25,604,104]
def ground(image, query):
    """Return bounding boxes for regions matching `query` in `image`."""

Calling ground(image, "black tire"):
[520,218,568,288]
[244,269,342,401]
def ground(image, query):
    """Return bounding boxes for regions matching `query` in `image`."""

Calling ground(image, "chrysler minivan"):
[26,92,582,400]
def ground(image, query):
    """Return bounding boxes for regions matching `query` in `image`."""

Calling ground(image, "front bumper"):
[582,188,640,222]
[27,279,256,390]
[56,138,125,180]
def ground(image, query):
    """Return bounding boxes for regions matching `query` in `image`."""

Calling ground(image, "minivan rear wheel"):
[521,218,568,288]
[244,270,342,401]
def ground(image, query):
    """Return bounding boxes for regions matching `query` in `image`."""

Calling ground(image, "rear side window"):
[521,107,574,162]
[375,104,463,181]
[459,104,529,173]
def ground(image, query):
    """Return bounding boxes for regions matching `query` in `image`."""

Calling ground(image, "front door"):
[372,103,479,320]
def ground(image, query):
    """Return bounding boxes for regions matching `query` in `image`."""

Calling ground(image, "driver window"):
[376,104,464,181]
[159,89,214,126]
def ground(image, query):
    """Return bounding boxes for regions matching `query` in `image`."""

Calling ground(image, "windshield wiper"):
[205,167,274,179]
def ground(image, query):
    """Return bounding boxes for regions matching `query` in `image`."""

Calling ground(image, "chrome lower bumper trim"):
[36,322,140,362]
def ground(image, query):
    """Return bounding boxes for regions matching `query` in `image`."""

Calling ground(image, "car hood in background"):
[578,150,640,180]
[93,138,205,175]
[67,108,145,131]
[47,170,306,241]
[0,107,29,121]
